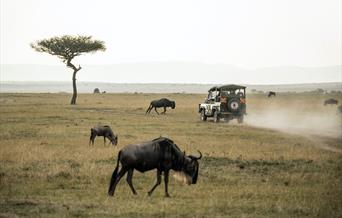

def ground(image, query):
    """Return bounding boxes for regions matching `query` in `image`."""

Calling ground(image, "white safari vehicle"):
[198,84,247,123]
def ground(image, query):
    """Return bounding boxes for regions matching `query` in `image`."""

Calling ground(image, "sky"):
[0,0,341,83]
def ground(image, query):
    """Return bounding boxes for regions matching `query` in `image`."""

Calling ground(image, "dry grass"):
[0,92,341,217]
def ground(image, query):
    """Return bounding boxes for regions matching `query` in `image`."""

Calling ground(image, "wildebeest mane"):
[152,136,174,144]
[152,137,185,171]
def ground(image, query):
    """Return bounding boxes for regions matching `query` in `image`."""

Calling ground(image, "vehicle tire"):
[228,98,241,112]
[200,109,207,121]
[213,110,220,123]
[237,115,244,124]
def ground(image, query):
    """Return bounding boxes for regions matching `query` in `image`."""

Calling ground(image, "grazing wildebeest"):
[324,98,338,106]
[89,125,118,146]
[145,98,176,115]
[108,137,202,197]
[268,91,276,97]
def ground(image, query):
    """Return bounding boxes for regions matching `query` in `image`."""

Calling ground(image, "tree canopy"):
[30,35,106,62]
[30,35,106,105]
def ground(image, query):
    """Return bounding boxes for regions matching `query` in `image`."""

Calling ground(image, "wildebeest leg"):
[103,136,106,146]
[126,169,137,195]
[108,167,128,196]
[161,107,166,115]
[89,129,96,146]
[89,134,96,146]
[148,169,162,196]
[146,105,152,114]
[154,107,159,115]
[164,170,170,197]
[147,105,153,114]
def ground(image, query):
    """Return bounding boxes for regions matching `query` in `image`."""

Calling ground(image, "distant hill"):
[1,63,341,84]
[0,81,341,94]
[1,63,341,93]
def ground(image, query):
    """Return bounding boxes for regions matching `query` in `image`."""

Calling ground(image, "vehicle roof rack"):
[208,84,246,92]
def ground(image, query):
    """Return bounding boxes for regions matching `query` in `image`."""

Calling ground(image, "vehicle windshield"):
[207,91,219,101]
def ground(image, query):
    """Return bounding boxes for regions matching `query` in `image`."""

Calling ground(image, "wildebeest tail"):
[108,151,121,195]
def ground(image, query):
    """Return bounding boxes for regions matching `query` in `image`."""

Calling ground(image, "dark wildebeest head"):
[170,101,176,109]
[181,150,202,184]
[112,134,118,146]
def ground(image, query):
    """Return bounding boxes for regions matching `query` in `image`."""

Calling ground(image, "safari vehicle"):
[198,84,246,123]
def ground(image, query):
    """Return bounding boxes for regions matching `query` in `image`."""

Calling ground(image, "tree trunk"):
[66,59,81,105]
[70,71,77,105]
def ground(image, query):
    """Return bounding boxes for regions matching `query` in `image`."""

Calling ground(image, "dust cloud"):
[245,104,342,138]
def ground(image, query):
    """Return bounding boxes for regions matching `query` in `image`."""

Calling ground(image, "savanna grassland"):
[0,92,341,217]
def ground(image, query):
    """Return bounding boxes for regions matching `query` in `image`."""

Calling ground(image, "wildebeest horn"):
[196,150,202,160]
[189,150,202,160]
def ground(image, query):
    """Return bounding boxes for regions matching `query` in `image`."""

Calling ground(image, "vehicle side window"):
[209,92,216,101]
[206,93,213,103]
[215,92,221,102]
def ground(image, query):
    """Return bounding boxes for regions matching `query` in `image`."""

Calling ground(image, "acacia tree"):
[31,35,106,104]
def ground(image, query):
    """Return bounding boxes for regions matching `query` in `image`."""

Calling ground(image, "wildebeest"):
[93,88,100,94]
[268,91,276,97]
[108,137,202,197]
[324,98,338,106]
[89,125,118,146]
[145,98,176,115]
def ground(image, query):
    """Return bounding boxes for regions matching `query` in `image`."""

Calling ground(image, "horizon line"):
[1,81,341,86]
[1,63,341,69]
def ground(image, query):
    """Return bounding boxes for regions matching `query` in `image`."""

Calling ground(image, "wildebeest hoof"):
[165,194,170,198]
[147,191,152,196]
[108,191,114,196]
